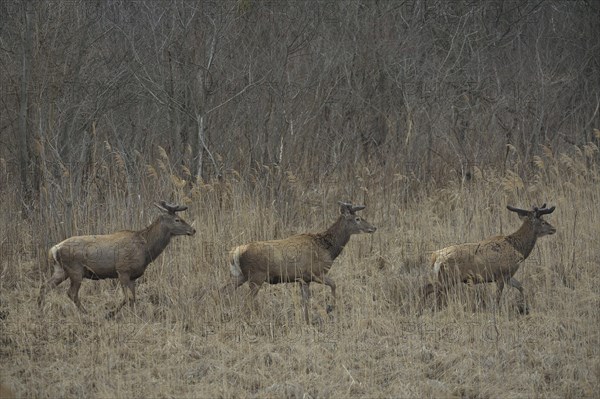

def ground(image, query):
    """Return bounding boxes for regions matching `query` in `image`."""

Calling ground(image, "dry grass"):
[1,143,599,398]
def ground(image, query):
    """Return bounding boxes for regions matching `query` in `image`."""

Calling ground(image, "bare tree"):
[1,0,598,210]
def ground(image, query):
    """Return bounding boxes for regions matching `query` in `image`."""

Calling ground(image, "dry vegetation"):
[1,1,599,397]
[1,141,599,398]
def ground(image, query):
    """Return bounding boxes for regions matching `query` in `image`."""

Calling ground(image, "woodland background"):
[2,0,599,208]
[1,1,599,398]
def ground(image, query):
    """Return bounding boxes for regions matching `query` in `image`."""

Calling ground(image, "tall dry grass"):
[1,140,599,398]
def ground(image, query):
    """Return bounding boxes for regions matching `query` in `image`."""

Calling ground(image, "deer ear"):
[155,202,169,213]
[351,205,366,213]
[165,202,188,212]
[534,205,555,218]
[156,201,188,214]
[507,205,530,218]
[338,201,353,215]
[518,213,530,221]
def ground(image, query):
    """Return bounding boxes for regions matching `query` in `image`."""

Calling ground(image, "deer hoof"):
[517,304,529,315]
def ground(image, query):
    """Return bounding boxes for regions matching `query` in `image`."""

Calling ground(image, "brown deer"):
[420,204,556,315]
[223,201,376,323]
[38,201,195,317]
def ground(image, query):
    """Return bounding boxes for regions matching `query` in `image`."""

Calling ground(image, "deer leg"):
[508,277,528,315]
[418,282,435,316]
[310,274,336,314]
[323,276,336,314]
[243,281,262,317]
[107,273,133,319]
[435,285,449,311]
[248,281,261,297]
[495,279,505,311]
[299,280,311,324]
[221,274,247,296]
[218,275,247,321]
[437,271,461,311]
[120,274,136,308]
[424,282,449,313]
[125,280,136,307]
[66,274,86,314]
[38,264,68,308]
[107,300,126,319]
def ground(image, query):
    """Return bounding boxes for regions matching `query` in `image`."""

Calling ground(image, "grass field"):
[1,144,599,398]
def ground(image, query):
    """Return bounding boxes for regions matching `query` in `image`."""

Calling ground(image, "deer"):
[222,201,377,323]
[38,201,196,318]
[420,204,556,315]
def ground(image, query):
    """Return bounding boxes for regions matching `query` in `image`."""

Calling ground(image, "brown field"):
[1,145,599,398]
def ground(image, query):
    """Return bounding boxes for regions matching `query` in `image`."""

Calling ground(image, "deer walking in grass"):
[223,201,376,323]
[420,204,556,315]
[38,201,196,317]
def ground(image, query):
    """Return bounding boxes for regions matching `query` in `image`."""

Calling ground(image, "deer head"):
[338,201,377,234]
[155,201,196,236]
[507,204,556,237]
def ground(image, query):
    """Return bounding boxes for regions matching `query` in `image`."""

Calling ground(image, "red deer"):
[223,201,376,323]
[420,204,556,314]
[38,201,195,317]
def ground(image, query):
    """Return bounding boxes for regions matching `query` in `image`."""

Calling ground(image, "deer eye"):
[175,218,181,223]
[355,217,361,222]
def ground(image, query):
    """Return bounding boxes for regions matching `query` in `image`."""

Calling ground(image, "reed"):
[0,141,598,398]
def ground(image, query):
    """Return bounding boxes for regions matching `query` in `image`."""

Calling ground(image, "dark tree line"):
[1,0,599,207]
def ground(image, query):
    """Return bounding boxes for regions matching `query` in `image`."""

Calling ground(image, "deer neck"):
[317,216,352,260]
[141,218,172,263]
[506,221,537,259]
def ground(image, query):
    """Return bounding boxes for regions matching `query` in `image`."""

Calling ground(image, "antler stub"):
[155,201,188,214]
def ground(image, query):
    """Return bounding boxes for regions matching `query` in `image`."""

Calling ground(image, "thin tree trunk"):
[196,114,204,181]
[18,1,33,211]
